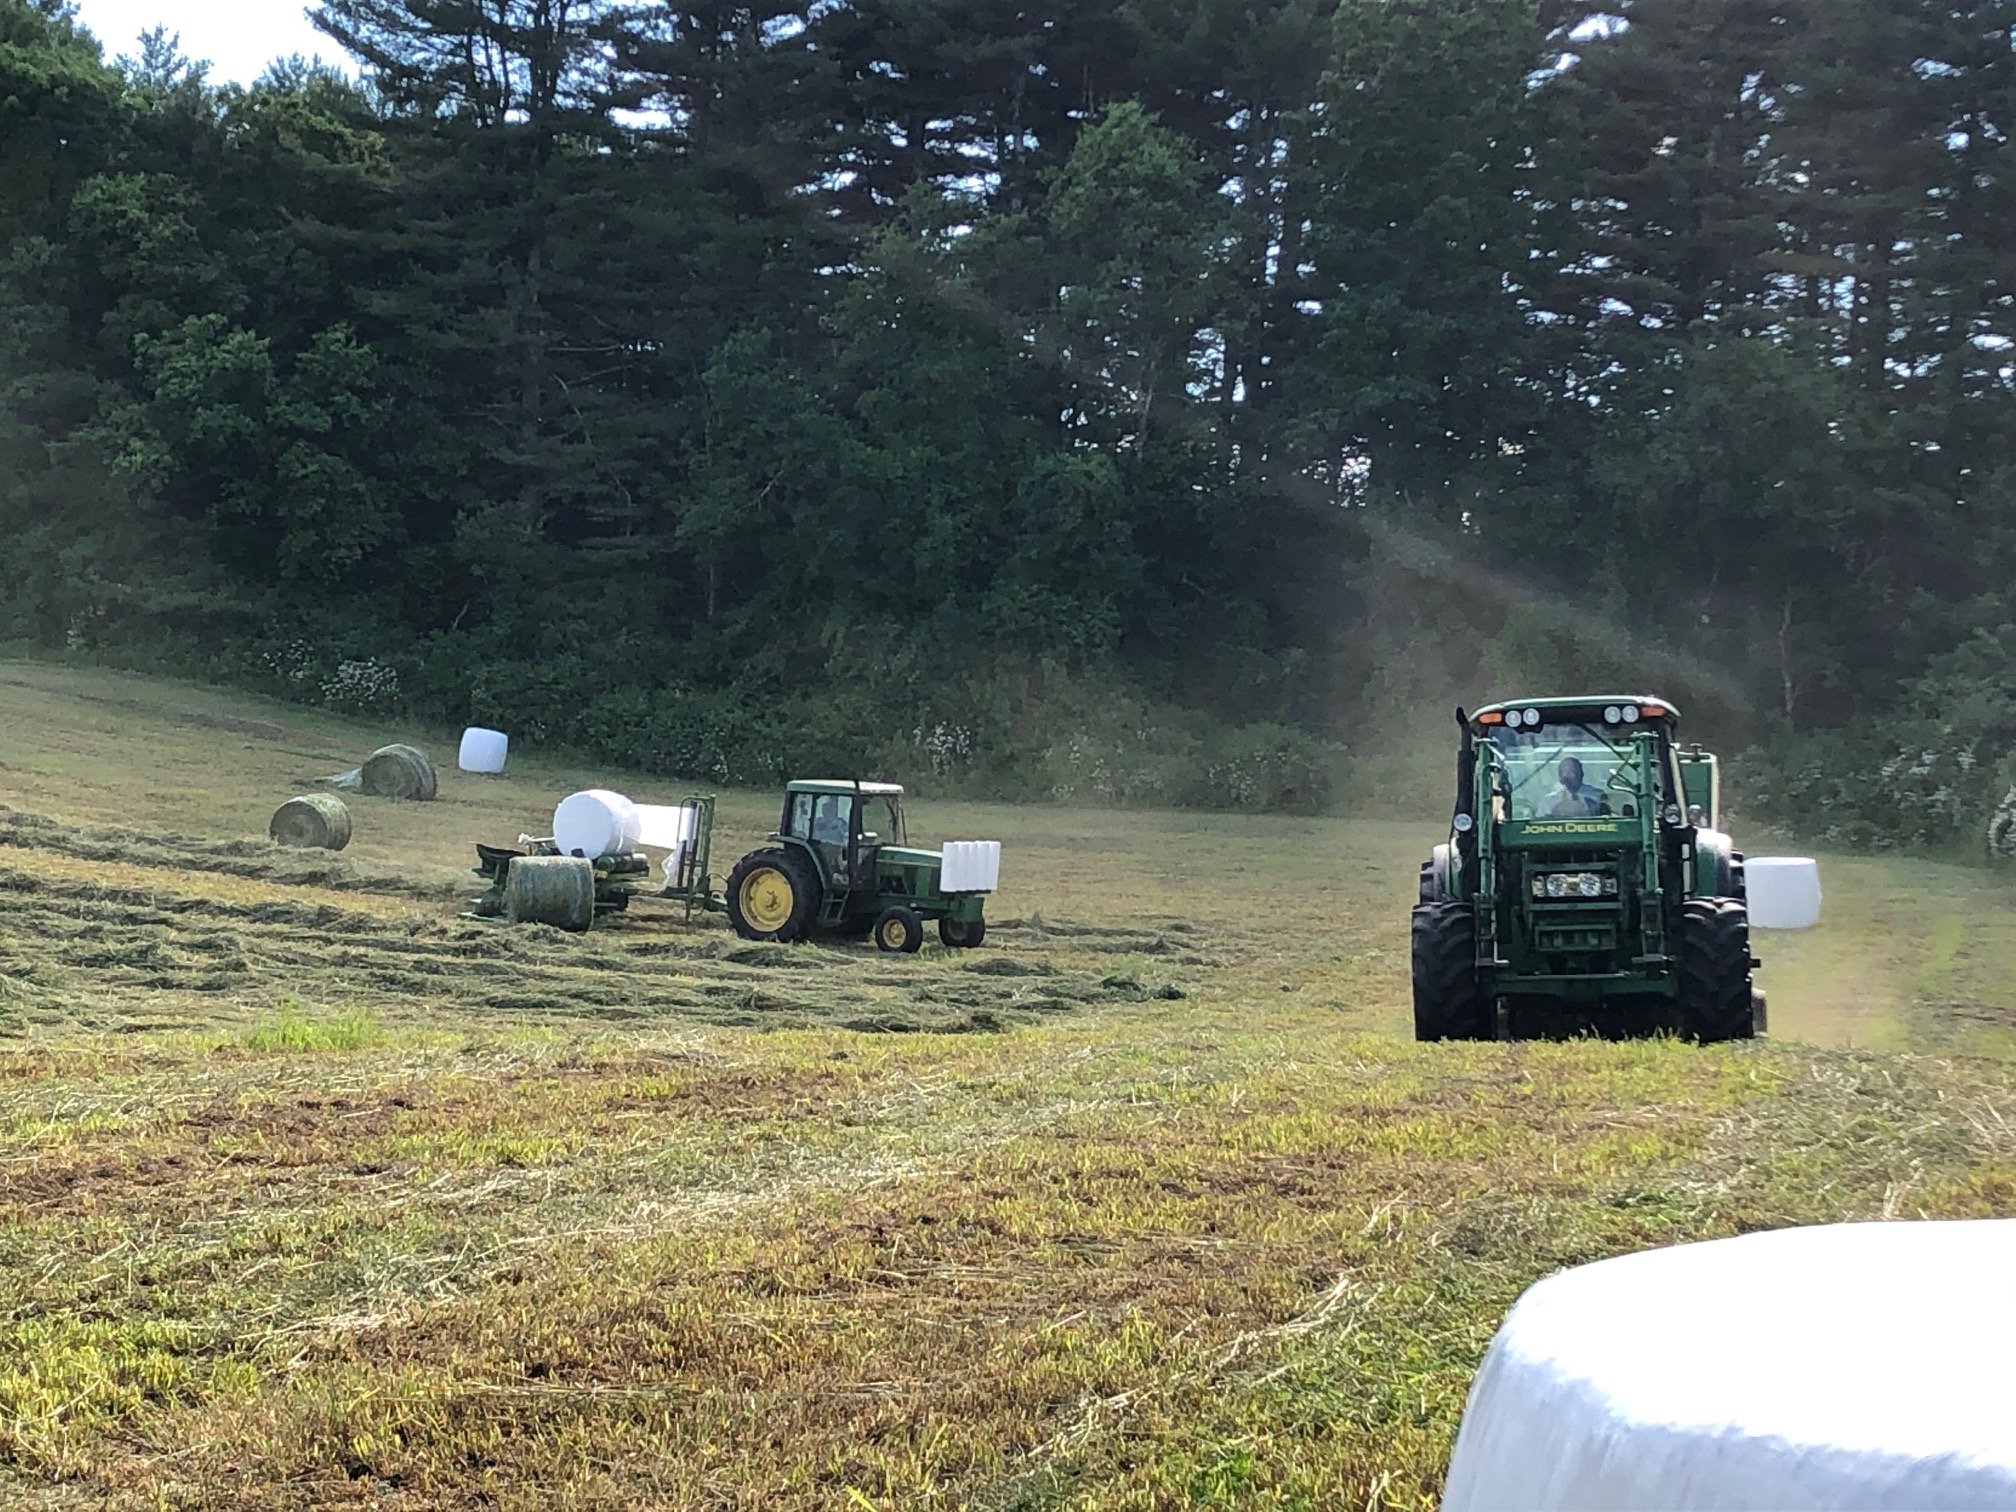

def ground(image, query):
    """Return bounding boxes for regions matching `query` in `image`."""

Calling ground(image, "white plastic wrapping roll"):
[1747,856,1822,929]
[552,789,641,859]
[1442,1220,2016,1511]
[458,726,509,773]
[940,840,1001,893]
[633,804,697,850]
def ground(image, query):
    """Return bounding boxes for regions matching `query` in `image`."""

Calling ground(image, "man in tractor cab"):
[1544,756,1609,818]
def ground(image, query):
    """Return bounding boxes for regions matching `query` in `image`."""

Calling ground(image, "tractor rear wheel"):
[1678,898,1756,1043]
[875,906,925,954]
[726,848,820,943]
[1412,901,1492,1041]
[939,916,986,949]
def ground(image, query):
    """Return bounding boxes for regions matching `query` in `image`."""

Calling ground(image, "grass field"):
[2,659,2014,1509]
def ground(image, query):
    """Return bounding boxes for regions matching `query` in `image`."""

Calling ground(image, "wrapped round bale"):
[360,743,438,801]
[269,794,352,851]
[503,855,596,931]
[1442,1219,2016,1511]
[553,789,641,859]
[458,726,509,774]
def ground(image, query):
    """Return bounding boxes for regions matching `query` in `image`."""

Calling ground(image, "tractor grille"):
[1520,849,1628,961]
[1534,922,1618,952]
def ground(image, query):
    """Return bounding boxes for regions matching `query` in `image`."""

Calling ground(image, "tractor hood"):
[874,846,942,869]
[1498,817,1639,849]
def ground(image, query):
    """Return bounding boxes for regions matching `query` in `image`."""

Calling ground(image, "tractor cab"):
[1471,696,1682,824]
[778,780,908,895]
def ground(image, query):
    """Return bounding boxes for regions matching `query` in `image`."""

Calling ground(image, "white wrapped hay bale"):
[1746,856,1822,929]
[940,840,1001,893]
[458,726,509,773]
[1443,1220,2016,1511]
[552,789,642,859]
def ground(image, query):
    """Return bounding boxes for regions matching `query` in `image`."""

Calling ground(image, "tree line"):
[2,0,2012,830]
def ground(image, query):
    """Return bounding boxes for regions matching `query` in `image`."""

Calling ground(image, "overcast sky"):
[69,0,352,83]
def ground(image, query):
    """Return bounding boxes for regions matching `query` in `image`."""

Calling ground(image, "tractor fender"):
[1420,843,1458,903]
[1695,829,1743,900]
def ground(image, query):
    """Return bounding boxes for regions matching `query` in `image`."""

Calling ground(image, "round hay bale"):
[503,855,596,932]
[269,794,353,851]
[360,743,438,801]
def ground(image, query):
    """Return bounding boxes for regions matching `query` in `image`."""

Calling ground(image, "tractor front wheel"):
[939,916,986,949]
[725,848,820,943]
[1411,901,1492,1042]
[1678,898,1756,1043]
[875,906,925,954]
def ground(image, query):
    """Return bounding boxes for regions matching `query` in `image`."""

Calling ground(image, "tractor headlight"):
[1531,871,1617,899]
[1603,705,1622,724]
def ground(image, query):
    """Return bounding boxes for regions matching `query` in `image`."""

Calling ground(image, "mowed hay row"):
[0,802,461,902]
[0,850,1201,1036]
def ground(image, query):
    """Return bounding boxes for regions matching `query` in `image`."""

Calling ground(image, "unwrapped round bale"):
[269,794,353,851]
[360,743,437,801]
[503,855,595,932]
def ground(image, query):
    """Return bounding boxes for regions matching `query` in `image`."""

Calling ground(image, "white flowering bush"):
[1746,722,2012,852]
[258,638,321,692]
[913,721,975,778]
[319,658,403,715]
[1989,787,2016,861]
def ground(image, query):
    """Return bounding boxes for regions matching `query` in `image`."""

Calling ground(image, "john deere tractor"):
[1413,697,1765,1044]
[473,780,998,951]
[725,780,994,952]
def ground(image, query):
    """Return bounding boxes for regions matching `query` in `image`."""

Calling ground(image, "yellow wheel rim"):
[739,866,796,932]
[878,916,906,949]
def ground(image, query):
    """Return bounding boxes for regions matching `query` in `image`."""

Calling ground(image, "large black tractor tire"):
[1679,898,1757,1044]
[1412,901,1493,1042]
[725,847,821,943]
[939,915,986,949]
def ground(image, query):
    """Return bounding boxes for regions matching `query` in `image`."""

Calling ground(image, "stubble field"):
[1,660,2014,1510]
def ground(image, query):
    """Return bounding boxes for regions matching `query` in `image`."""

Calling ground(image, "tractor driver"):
[811,795,851,846]
[1544,756,1608,818]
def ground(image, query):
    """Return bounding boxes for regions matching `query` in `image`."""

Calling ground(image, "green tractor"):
[475,779,999,954]
[724,780,994,953]
[1413,697,1765,1044]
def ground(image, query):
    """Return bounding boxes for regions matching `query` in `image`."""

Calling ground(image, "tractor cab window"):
[785,793,816,840]
[809,795,852,846]
[1488,723,1647,820]
[859,795,903,846]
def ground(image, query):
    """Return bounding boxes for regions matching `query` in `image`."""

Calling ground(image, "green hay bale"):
[268,795,353,851]
[503,856,596,933]
[360,744,438,801]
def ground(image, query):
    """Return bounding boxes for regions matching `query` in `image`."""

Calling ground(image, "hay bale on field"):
[504,855,596,931]
[360,744,437,800]
[269,794,353,851]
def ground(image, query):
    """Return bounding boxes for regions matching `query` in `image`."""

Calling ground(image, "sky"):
[68,0,352,84]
